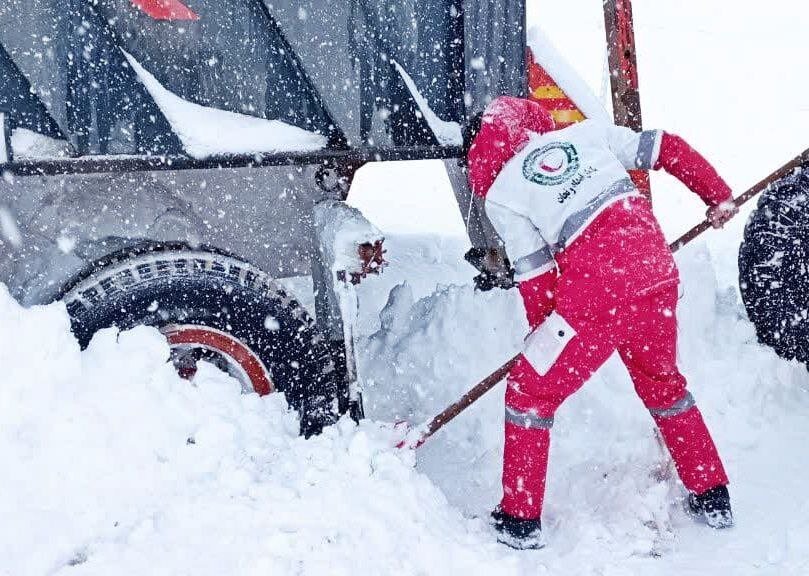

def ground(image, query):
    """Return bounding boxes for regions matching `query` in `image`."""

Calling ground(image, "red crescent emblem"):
[540,156,564,173]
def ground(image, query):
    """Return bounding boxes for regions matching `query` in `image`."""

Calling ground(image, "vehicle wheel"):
[60,243,345,436]
[739,170,809,364]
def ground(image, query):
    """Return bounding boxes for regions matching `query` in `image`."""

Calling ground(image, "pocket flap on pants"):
[523,311,577,376]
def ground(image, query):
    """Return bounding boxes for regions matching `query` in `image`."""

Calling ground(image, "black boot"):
[686,485,734,529]
[491,507,544,550]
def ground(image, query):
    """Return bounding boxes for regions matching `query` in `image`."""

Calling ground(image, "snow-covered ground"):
[3,234,809,575]
[3,1,809,574]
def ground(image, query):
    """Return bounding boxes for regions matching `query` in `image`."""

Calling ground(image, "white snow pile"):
[10,129,71,160]
[123,51,327,159]
[0,284,514,576]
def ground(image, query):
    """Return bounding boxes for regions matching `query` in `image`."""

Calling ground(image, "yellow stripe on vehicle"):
[550,109,586,124]
[532,85,567,99]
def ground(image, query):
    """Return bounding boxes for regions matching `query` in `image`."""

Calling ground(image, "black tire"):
[739,170,809,364]
[60,243,345,436]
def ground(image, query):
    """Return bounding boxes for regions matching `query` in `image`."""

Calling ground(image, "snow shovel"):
[398,148,809,451]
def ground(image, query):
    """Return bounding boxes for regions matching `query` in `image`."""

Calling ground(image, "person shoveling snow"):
[465,95,738,550]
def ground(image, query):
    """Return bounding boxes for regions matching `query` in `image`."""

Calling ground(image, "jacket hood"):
[467,96,555,198]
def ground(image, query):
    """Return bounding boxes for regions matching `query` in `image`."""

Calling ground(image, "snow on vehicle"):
[0,0,525,435]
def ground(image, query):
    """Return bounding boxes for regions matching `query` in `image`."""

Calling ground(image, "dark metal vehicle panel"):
[1,0,526,305]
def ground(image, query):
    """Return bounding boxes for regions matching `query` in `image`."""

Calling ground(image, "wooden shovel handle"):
[669,148,809,252]
[410,148,809,450]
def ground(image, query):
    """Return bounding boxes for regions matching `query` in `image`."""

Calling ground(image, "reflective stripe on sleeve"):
[505,406,555,429]
[557,177,640,249]
[648,391,695,419]
[635,130,661,169]
[513,245,556,281]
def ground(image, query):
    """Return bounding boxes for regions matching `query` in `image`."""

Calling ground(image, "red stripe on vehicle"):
[131,0,199,21]
[532,98,581,111]
[163,327,273,395]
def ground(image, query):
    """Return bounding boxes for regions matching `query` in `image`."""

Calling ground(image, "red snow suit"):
[468,96,730,520]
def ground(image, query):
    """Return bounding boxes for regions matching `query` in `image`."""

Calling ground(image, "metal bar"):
[0,145,465,177]
[518,0,528,97]
[603,0,651,196]
[603,0,642,131]
[450,0,466,118]
[0,112,10,164]
[336,281,365,421]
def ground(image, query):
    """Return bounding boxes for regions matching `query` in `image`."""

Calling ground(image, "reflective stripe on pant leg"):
[505,406,554,430]
[653,405,729,493]
[648,390,695,419]
[501,404,554,518]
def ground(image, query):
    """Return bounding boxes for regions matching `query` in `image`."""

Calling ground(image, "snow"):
[526,26,612,124]
[122,51,327,159]
[0,205,22,247]
[3,235,809,574]
[347,160,468,237]
[10,128,70,159]
[392,61,463,146]
[3,2,809,574]
[313,200,384,274]
[0,285,509,575]
[357,236,809,574]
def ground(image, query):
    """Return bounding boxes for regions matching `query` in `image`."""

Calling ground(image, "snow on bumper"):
[313,199,386,284]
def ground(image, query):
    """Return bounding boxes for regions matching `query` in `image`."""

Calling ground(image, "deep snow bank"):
[0,284,516,576]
